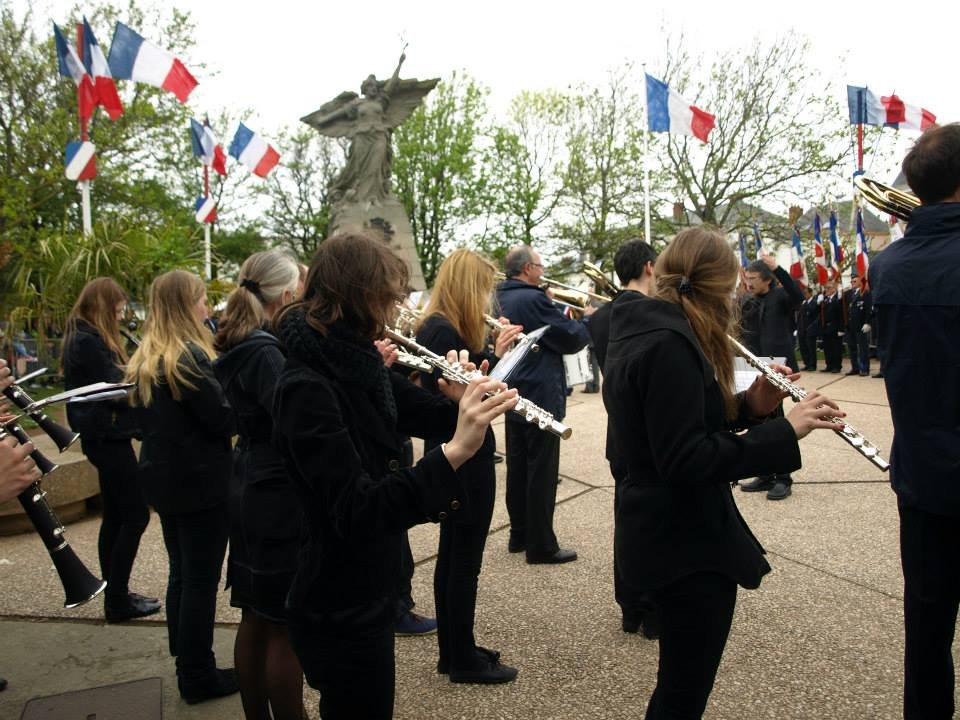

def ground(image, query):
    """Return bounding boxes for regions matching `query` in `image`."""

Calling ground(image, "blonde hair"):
[653,228,740,418]
[63,277,129,364]
[416,249,496,353]
[125,270,216,406]
[214,250,299,352]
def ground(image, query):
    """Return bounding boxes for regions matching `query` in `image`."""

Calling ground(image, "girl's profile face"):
[193,293,208,322]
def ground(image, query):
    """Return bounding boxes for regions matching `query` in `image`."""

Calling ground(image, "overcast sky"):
[22,0,947,188]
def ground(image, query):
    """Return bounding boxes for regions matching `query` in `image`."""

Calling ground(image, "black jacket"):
[820,292,844,334]
[62,320,139,439]
[136,343,235,515]
[214,329,300,573]
[741,267,803,370]
[870,202,960,516]
[496,278,590,420]
[586,300,613,373]
[845,288,872,330]
[800,296,820,338]
[273,314,464,613]
[602,292,801,591]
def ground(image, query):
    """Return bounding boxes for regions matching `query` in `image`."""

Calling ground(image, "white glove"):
[861,324,871,334]
[817,294,824,303]
[838,331,845,337]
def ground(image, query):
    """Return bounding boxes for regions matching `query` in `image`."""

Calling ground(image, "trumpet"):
[730,337,889,472]
[854,176,920,222]
[495,272,604,312]
[384,329,572,439]
[1,379,134,607]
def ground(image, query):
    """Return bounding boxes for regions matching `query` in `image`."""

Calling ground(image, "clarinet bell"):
[35,413,80,453]
[51,544,107,608]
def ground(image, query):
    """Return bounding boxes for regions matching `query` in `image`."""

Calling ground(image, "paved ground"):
[1,364,957,719]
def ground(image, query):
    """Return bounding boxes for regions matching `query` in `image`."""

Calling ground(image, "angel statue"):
[301,51,439,205]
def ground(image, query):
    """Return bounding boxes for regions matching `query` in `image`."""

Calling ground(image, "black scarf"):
[277,308,397,423]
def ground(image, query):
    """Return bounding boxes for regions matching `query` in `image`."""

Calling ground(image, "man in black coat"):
[844,275,873,376]
[819,280,844,373]
[585,239,658,636]
[869,123,960,720]
[497,245,591,564]
[798,286,820,371]
[738,252,804,500]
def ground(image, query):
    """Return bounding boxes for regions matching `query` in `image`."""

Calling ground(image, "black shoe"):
[739,476,775,492]
[180,668,240,705]
[526,548,577,564]
[872,372,884,379]
[508,536,525,553]
[105,593,162,623]
[802,366,816,372]
[449,647,518,684]
[845,369,859,376]
[129,591,160,604]
[830,368,842,373]
[767,482,792,501]
[0,677,7,692]
[859,371,869,377]
[493,453,504,464]
[621,610,641,634]
[818,367,833,372]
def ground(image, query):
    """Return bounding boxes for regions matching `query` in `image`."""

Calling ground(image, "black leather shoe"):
[845,369,859,376]
[526,548,577,564]
[740,476,775,492]
[802,366,816,372]
[767,482,792,501]
[105,593,162,623]
[449,647,518,684]
[129,591,160,604]
[622,610,641,634]
[0,677,7,692]
[872,372,884,379]
[180,668,240,704]
[508,536,525,553]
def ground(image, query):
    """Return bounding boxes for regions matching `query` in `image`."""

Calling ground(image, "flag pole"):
[76,23,92,237]
[642,65,651,246]
[203,163,211,281]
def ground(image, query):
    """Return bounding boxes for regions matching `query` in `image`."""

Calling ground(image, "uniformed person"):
[798,286,820,371]
[819,280,844,373]
[844,275,872,376]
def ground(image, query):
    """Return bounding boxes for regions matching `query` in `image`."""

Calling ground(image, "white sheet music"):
[734,356,784,392]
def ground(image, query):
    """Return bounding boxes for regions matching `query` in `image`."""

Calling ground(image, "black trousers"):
[81,438,150,601]
[822,331,843,371]
[645,572,738,720]
[158,503,229,681]
[434,452,496,670]
[505,419,561,557]
[800,329,819,370]
[898,501,960,720]
[290,596,396,720]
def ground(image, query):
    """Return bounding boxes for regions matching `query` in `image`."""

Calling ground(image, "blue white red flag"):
[752,222,763,256]
[195,196,216,224]
[81,18,123,120]
[847,85,936,131]
[828,210,843,282]
[738,234,748,269]
[645,73,715,143]
[855,209,870,277]
[229,123,280,178]
[53,23,96,120]
[813,214,828,285]
[790,225,808,288]
[190,119,227,177]
[65,141,97,181]
[107,22,197,103]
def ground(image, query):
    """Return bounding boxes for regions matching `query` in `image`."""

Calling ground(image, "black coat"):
[845,288,872,330]
[602,291,801,591]
[136,343,235,515]
[62,320,139,439]
[273,316,464,613]
[800,297,820,338]
[820,292,844,335]
[214,330,300,574]
[742,267,803,370]
[496,278,590,420]
[586,300,613,373]
[870,202,960,517]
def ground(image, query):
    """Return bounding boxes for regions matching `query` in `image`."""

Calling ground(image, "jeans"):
[159,504,229,681]
[505,420,561,557]
[899,501,960,720]
[81,438,150,601]
[645,572,738,720]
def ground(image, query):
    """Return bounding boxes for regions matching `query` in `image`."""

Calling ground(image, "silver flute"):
[730,337,889,471]
[385,329,572,440]
[483,314,539,352]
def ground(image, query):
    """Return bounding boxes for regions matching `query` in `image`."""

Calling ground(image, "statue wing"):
[383,78,441,128]
[300,91,359,138]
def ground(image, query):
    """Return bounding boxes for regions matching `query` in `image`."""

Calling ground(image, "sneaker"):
[767,482,792,501]
[394,611,437,636]
[740,476,775,492]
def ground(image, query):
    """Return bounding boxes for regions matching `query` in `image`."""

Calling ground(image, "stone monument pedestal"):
[331,196,426,291]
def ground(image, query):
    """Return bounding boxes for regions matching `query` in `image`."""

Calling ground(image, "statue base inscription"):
[331,197,426,290]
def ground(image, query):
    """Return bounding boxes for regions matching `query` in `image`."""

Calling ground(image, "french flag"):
[752,222,763,256]
[81,18,123,120]
[195,196,216,224]
[645,73,715,143]
[65,141,97,181]
[847,85,936,131]
[828,210,843,281]
[107,22,197,103]
[855,209,870,277]
[738,234,748,269]
[190,119,227,177]
[53,23,96,120]
[229,123,280,178]
[790,225,808,288]
[813,214,828,285]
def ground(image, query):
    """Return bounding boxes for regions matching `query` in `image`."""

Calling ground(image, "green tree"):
[393,72,488,285]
